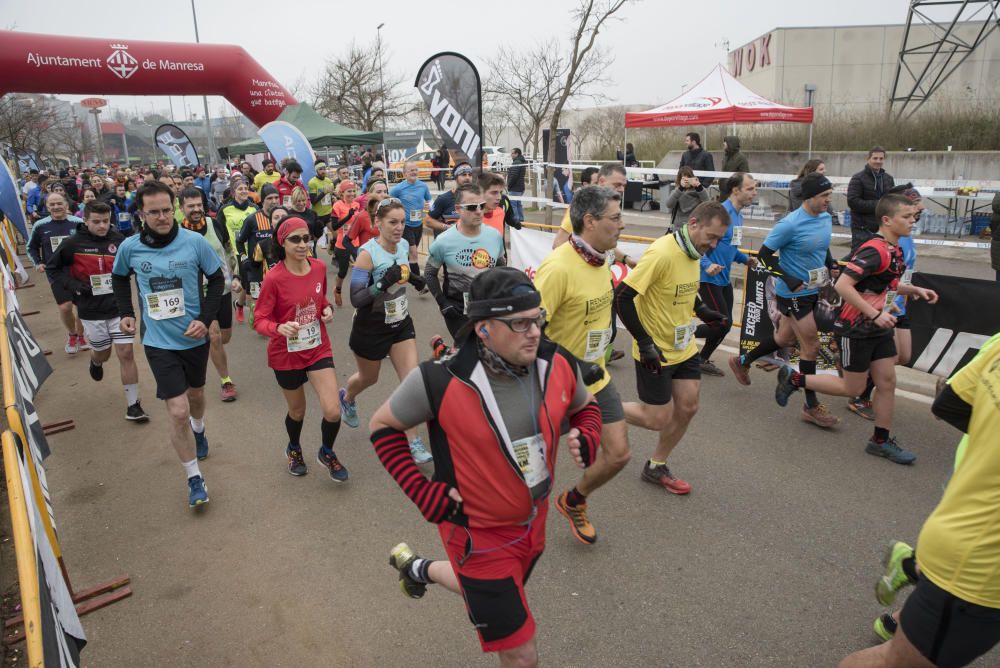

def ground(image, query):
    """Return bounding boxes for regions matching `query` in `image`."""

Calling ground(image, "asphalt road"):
[21,242,998,667]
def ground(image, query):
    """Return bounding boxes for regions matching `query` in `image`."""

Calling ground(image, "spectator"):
[718,136,749,200]
[847,146,895,250]
[664,166,709,231]
[506,148,527,223]
[618,142,639,167]
[432,147,448,191]
[679,132,715,188]
[991,191,1000,281]
[789,159,825,211]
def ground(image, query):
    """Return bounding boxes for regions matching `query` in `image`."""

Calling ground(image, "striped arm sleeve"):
[371,427,455,523]
[568,400,602,467]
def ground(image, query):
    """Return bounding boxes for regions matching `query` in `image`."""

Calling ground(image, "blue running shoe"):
[775,366,798,407]
[318,447,349,483]
[188,475,209,507]
[193,427,209,460]
[410,436,433,464]
[339,388,359,428]
[865,436,916,465]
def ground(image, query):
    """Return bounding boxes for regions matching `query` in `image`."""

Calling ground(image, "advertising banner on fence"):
[1,157,30,239]
[154,123,199,169]
[415,52,483,172]
[907,273,1000,378]
[257,120,316,187]
[509,226,648,284]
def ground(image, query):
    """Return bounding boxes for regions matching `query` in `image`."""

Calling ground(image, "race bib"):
[287,320,321,353]
[321,193,331,206]
[512,434,549,488]
[730,226,743,248]
[144,277,185,320]
[806,266,830,289]
[673,323,695,349]
[49,235,68,253]
[249,282,261,299]
[463,292,470,315]
[409,209,423,223]
[883,291,898,313]
[900,269,913,286]
[584,328,612,362]
[118,212,131,223]
[384,293,409,325]
[90,273,113,296]
[282,196,292,207]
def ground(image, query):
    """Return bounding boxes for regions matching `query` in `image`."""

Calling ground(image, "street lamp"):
[191,0,217,166]
[377,23,387,162]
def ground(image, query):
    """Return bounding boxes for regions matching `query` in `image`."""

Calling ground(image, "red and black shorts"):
[438,501,548,653]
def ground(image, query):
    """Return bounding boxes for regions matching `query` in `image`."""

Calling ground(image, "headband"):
[453,164,474,177]
[276,217,309,246]
[315,162,327,170]
[338,180,357,193]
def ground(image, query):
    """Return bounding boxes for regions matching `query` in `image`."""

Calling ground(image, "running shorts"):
[838,333,896,373]
[272,357,335,391]
[81,317,133,352]
[349,318,416,361]
[900,576,1000,668]
[402,225,423,249]
[634,355,701,406]
[333,247,352,279]
[144,343,210,400]
[776,293,818,321]
[212,293,233,330]
[47,276,74,305]
[595,379,625,423]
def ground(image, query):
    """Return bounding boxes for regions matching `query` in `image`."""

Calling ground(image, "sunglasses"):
[376,197,403,210]
[459,202,487,212]
[285,234,312,245]
[491,309,547,333]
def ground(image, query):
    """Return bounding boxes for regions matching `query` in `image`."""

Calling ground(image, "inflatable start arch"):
[0,31,296,127]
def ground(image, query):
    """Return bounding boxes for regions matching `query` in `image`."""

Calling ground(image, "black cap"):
[887,182,921,202]
[455,267,541,341]
[260,183,279,200]
[800,173,833,200]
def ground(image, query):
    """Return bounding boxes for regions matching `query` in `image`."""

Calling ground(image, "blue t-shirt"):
[894,235,917,315]
[763,207,833,299]
[429,190,459,226]
[426,225,505,302]
[700,198,750,286]
[390,179,432,228]
[112,228,223,350]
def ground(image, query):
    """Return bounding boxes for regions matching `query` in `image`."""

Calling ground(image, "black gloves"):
[376,262,403,291]
[637,340,667,374]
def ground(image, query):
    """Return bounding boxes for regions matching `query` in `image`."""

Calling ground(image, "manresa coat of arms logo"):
[107,43,138,80]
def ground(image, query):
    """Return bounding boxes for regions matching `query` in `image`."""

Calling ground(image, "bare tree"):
[544,0,629,223]
[482,93,509,146]
[578,105,627,157]
[0,94,87,167]
[311,41,418,131]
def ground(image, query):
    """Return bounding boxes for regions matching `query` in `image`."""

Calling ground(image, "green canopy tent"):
[222,103,383,156]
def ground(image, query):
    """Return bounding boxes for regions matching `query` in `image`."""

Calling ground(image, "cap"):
[260,183,279,200]
[887,182,922,201]
[455,267,541,341]
[800,173,833,200]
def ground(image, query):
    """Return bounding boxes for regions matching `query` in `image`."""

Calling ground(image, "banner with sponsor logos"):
[508,226,648,285]
[415,52,483,173]
[1,158,30,238]
[154,124,199,169]
[257,121,317,186]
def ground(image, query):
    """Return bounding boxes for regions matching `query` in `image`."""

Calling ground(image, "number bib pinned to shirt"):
[512,434,549,488]
[384,293,409,325]
[49,235,68,253]
[730,226,743,248]
[673,322,695,349]
[584,328,612,362]
[409,209,423,223]
[900,269,913,286]
[883,291,898,313]
[90,273,113,296]
[144,277,185,320]
[249,282,261,299]
[806,266,830,289]
[287,321,321,353]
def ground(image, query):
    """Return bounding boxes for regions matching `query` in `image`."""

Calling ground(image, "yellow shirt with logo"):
[308,176,335,217]
[622,234,700,366]
[253,170,280,192]
[534,242,613,393]
[917,333,1000,608]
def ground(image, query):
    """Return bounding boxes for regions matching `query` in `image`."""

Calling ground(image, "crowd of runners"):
[16,154,999,668]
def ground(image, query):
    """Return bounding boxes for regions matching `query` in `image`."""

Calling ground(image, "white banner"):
[509,227,651,282]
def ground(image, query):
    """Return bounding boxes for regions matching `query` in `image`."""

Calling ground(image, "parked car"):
[483,146,512,170]
[389,150,492,182]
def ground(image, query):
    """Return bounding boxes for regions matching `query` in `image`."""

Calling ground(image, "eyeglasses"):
[142,208,174,219]
[285,234,312,245]
[459,202,486,212]
[491,309,547,333]
[376,197,402,210]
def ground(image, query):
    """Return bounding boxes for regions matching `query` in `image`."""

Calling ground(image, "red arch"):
[0,31,296,127]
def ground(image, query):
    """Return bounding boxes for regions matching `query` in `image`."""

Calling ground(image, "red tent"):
[625,64,814,128]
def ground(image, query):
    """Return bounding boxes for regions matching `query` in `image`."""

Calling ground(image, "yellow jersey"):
[253,170,280,192]
[534,242,613,393]
[917,333,1000,608]
[623,234,700,366]
[308,176,335,217]
[560,209,573,235]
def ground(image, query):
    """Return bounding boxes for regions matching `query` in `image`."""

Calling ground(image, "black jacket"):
[718,136,750,200]
[507,155,527,192]
[847,165,895,250]
[46,223,125,320]
[679,147,715,188]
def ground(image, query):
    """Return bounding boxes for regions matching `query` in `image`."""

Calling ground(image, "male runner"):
[26,191,86,353]
[729,172,841,429]
[774,193,938,464]
[179,188,241,402]
[424,162,475,236]
[535,185,631,544]
[274,159,304,208]
[253,158,281,192]
[479,171,522,238]
[371,267,602,667]
[424,183,505,339]
[614,201,730,494]
[389,160,432,286]
[308,159,335,230]
[46,200,148,421]
[236,183,281,310]
[112,180,225,508]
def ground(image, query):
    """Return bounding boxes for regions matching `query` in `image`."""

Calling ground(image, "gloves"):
[376,262,403,291]
[637,340,666,374]
[579,361,605,387]
[695,302,730,329]
[436,295,463,320]
[508,218,523,230]
[568,401,601,468]
[408,271,426,292]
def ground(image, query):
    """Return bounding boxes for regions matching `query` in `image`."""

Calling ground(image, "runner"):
[46,200,148,421]
[389,160,432,289]
[218,177,257,323]
[252,215,347,481]
[345,180,385,253]
[236,184,281,318]
[534,185,631,544]
[773,193,939,464]
[330,180,362,307]
[695,172,758,377]
[178,188,241,402]
[252,158,281,192]
[111,180,225,508]
[479,171,522,239]
[839,331,1000,667]
[424,162,475,237]
[728,173,841,429]
[307,159,335,232]
[274,159,304,208]
[26,191,86,353]
[340,198,432,463]
[614,202,730,494]
[423,183,506,340]
[370,267,602,666]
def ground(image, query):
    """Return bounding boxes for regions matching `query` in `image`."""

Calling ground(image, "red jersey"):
[482,207,504,236]
[333,199,361,249]
[253,258,332,370]
[348,210,379,248]
[275,176,304,207]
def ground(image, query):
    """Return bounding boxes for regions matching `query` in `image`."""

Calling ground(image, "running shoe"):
[286,445,307,476]
[125,401,149,423]
[876,541,916,606]
[234,302,246,323]
[728,354,751,386]
[865,437,916,465]
[800,403,841,429]
[847,397,875,420]
[555,491,597,544]
[65,334,79,355]
[775,366,798,407]
[699,359,725,377]
[339,388,359,428]
[220,381,238,402]
[317,447,349,482]
[641,461,692,495]
[193,428,209,460]
[89,360,104,382]
[78,338,91,351]
[430,335,449,361]
[873,612,897,642]
[187,475,209,508]
[410,437,433,464]
[389,542,427,599]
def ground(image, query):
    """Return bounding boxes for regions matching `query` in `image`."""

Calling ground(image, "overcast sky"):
[3,0,914,122]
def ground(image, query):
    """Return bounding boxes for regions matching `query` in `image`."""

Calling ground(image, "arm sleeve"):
[614,282,653,345]
[112,274,135,318]
[567,399,602,467]
[757,244,803,292]
[423,252,444,300]
[372,425,456,524]
[251,275,281,337]
[236,216,255,255]
[196,268,225,327]
[931,384,973,434]
[664,188,681,209]
[349,267,376,307]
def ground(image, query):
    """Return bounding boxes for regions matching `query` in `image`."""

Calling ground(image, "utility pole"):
[191,0,218,166]
[377,23,387,162]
